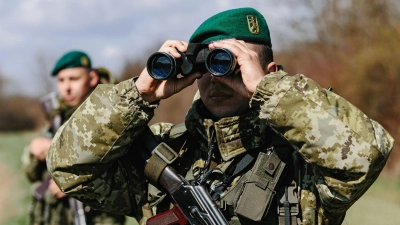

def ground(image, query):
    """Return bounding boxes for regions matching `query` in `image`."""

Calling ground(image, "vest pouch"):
[235,151,285,221]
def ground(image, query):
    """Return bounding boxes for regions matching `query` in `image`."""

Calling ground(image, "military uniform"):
[23,51,125,225]
[48,8,394,225]
[47,69,393,224]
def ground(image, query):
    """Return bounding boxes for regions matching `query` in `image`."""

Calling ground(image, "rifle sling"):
[141,126,179,184]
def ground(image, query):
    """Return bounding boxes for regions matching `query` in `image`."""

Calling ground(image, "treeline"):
[0,76,44,131]
[0,96,43,131]
[275,0,400,173]
[0,0,398,173]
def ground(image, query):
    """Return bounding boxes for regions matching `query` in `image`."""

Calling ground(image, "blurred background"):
[0,0,399,224]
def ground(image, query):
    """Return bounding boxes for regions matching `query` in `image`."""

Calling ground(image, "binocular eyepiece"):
[146,43,237,80]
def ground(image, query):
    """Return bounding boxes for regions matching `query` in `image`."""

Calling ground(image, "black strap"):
[210,151,257,200]
[230,152,257,179]
[138,126,160,161]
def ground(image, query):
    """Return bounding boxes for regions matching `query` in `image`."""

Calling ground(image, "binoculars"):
[146,43,237,80]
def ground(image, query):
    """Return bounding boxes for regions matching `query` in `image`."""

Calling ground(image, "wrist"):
[134,76,159,103]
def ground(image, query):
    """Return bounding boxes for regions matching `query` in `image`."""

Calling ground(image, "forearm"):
[251,72,394,207]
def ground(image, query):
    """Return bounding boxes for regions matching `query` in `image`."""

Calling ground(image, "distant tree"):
[275,0,400,173]
[0,96,41,131]
[0,63,45,131]
[119,43,162,81]
[118,59,146,81]
[0,73,4,96]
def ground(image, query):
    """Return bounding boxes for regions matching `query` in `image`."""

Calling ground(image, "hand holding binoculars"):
[146,43,237,80]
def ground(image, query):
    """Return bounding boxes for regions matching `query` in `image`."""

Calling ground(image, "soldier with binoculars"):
[47,7,394,225]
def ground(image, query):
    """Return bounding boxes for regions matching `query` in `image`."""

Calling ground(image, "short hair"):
[247,43,274,67]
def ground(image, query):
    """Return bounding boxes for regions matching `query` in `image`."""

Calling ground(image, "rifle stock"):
[69,198,87,225]
[39,92,61,135]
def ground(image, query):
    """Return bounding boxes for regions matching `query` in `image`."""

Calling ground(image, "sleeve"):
[46,78,159,218]
[22,145,47,183]
[250,71,394,217]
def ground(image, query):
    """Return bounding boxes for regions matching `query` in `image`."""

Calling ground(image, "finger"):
[174,72,203,93]
[209,39,247,53]
[159,40,188,58]
[158,46,182,59]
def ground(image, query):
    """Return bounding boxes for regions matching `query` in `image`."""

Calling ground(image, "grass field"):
[0,132,399,225]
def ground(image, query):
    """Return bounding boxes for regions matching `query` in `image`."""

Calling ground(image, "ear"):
[89,70,99,87]
[265,62,278,73]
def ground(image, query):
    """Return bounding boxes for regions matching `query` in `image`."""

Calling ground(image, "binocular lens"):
[147,53,176,80]
[206,49,236,76]
[146,47,236,80]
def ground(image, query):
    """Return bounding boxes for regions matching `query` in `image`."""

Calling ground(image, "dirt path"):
[0,164,14,223]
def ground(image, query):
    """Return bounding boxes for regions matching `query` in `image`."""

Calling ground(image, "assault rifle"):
[39,92,87,225]
[39,92,61,136]
[140,127,229,225]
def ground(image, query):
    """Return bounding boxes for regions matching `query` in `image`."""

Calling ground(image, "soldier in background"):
[22,50,126,225]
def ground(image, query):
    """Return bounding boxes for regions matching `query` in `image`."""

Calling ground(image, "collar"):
[185,100,268,161]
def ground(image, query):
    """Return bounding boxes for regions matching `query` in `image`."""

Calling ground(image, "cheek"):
[75,81,92,97]
[57,83,66,94]
[69,81,84,95]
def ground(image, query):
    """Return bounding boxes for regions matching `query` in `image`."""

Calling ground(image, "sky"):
[0,0,308,97]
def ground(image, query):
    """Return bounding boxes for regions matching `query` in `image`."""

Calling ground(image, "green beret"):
[51,51,92,76]
[189,7,271,46]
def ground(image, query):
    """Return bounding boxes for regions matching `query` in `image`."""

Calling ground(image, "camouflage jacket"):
[47,71,394,225]
[23,98,126,225]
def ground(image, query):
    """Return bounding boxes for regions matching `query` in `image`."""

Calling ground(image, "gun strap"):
[34,176,52,200]
[141,126,180,184]
[210,151,258,200]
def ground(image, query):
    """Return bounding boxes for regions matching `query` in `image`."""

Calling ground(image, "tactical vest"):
[144,123,302,225]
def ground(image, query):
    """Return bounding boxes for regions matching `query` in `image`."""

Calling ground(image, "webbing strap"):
[140,126,180,184]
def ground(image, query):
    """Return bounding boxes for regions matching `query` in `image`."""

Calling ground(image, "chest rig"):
[143,120,302,225]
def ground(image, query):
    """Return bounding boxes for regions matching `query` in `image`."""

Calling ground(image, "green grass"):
[0,131,139,225]
[344,174,400,225]
[0,132,36,225]
[0,132,399,225]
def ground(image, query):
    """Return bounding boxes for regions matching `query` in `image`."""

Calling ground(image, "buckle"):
[277,184,299,216]
[154,142,178,164]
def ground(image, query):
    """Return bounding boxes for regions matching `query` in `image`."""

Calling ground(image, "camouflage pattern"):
[23,98,126,225]
[47,71,394,225]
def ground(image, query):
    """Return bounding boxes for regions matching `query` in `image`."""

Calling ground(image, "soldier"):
[22,50,126,225]
[47,8,394,225]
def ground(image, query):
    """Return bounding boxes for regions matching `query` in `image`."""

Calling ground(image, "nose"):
[63,80,72,93]
[211,75,224,85]
[211,75,218,83]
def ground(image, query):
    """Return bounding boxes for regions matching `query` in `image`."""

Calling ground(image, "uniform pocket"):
[234,151,285,221]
